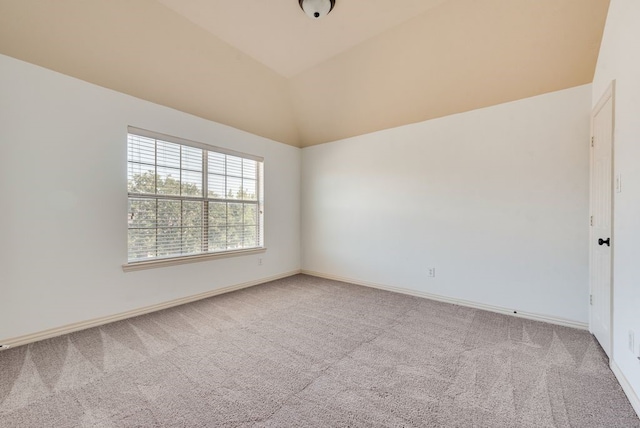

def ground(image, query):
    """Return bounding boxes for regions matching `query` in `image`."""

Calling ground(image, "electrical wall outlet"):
[628,330,635,353]
[258,258,263,266]
[427,267,436,278]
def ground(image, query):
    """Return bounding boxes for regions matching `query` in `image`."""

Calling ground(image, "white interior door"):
[590,82,614,358]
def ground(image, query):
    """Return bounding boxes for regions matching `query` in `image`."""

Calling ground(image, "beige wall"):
[0,0,300,146]
[0,0,609,148]
[290,0,609,146]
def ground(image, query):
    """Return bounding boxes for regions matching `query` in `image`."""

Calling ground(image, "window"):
[126,127,264,267]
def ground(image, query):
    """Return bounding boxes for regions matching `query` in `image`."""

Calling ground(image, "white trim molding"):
[301,270,589,330]
[0,270,301,350]
[123,248,267,272]
[611,360,640,419]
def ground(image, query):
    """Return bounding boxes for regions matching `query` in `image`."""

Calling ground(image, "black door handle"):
[598,238,610,246]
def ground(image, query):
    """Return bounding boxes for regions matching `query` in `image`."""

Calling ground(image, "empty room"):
[1,0,639,426]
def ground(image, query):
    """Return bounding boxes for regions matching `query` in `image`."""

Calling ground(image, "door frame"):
[589,80,616,358]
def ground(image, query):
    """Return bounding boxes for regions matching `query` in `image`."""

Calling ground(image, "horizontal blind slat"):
[127,130,263,263]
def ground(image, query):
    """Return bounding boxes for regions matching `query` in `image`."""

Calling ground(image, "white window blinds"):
[127,128,264,263]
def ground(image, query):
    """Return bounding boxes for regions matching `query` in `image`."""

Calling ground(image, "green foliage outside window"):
[127,143,261,263]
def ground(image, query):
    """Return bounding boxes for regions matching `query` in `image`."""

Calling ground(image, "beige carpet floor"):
[0,274,638,427]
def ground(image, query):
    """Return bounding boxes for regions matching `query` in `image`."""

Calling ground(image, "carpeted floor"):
[0,274,638,427]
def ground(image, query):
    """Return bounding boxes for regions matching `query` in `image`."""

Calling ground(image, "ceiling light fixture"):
[299,0,335,19]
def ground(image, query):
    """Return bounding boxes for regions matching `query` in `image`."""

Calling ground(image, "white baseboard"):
[301,270,589,330]
[611,360,640,419]
[0,270,301,350]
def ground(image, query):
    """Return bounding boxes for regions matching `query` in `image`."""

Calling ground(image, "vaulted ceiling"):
[0,0,610,147]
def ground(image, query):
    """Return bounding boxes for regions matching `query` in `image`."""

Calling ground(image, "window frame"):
[123,127,265,272]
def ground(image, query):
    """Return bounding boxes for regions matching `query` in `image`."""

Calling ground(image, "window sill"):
[122,247,266,272]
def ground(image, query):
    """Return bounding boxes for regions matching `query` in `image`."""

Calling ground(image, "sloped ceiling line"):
[0,0,610,147]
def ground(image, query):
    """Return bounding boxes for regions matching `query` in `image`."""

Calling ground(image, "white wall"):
[302,85,591,323]
[592,0,640,413]
[0,54,301,342]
